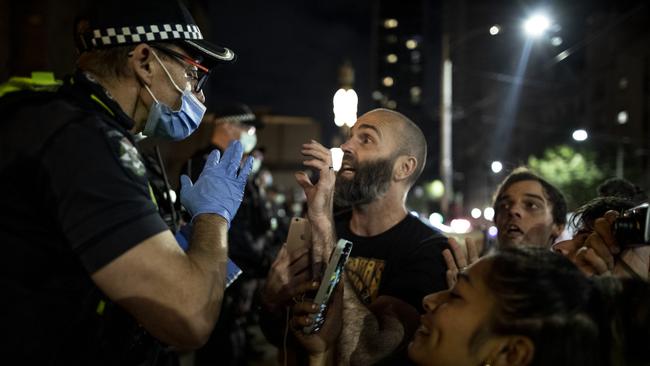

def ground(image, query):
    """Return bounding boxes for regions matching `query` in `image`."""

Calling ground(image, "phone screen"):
[303,238,353,334]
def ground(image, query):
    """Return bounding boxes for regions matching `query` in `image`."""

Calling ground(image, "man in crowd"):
[261,108,449,365]
[443,168,568,286]
[0,1,252,364]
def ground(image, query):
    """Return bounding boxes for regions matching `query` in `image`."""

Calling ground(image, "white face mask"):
[239,128,257,153]
[251,158,262,174]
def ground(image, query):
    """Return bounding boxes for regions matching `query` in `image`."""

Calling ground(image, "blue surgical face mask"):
[142,50,206,140]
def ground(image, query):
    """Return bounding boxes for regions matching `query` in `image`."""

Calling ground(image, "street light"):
[439,16,555,216]
[333,61,357,128]
[523,14,551,37]
[572,129,588,142]
[491,161,503,174]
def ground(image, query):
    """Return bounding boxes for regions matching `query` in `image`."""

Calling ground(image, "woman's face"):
[408,258,496,366]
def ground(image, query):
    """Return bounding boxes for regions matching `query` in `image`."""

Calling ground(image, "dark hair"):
[479,247,605,366]
[76,42,180,79]
[570,196,635,232]
[607,278,650,366]
[597,177,647,204]
[492,167,567,226]
[76,45,135,79]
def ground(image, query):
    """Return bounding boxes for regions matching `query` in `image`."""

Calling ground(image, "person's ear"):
[490,336,534,366]
[128,44,155,86]
[394,155,417,182]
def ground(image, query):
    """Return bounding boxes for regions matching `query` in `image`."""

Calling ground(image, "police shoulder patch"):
[106,130,146,177]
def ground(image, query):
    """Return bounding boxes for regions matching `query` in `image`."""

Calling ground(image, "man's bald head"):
[362,108,427,187]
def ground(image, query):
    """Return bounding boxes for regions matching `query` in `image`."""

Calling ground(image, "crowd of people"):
[1,1,648,365]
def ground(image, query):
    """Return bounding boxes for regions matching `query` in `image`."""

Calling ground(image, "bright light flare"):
[491,161,503,174]
[523,14,551,37]
[333,88,358,127]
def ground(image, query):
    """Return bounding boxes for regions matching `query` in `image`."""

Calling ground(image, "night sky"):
[197,0,375,142]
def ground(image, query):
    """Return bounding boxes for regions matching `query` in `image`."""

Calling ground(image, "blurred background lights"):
[488,226,498,237]
[426,180,445,199]
[489,25,501,35]
[483,207,495,221]
[450,219,471,234]
[405,39,418,49]
[551,36,563,46]
[617,110,628,124]
[383,18,398,29]
[471,208,482,219]
[429,212,444,225]
[386,54,398,63]
[382,76,394,87]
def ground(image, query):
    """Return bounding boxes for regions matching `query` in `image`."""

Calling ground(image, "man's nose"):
[507,202,523,218]
[340,138,354,155]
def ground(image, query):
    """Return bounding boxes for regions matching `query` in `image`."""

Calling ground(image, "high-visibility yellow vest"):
[0,71,62,97]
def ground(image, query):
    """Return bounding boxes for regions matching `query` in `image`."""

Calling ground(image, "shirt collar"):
[59,70,136,131]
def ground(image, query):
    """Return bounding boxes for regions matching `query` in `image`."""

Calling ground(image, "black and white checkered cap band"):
[216,114,258,124]
[78,23,203,51]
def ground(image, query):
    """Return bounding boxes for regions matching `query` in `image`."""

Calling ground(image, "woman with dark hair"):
[289,247,648,366]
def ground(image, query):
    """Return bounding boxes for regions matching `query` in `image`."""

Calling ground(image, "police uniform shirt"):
[0,71,169,362]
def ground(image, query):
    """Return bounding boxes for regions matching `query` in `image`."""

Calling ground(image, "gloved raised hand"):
[180,140,254,227]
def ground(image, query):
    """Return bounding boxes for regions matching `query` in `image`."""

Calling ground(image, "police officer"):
[0,1,252,364]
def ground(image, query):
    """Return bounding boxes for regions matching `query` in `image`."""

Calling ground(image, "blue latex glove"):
[180,140,254,226]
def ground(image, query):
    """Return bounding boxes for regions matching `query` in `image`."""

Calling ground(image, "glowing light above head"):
[572,129,588,142]
[333,88,358,127]
[330,147,344,172]
[483,207,495,221]
[491,161,503,174]
[523,14,551,37]
[471,208,482,219]
[450,219,472,234]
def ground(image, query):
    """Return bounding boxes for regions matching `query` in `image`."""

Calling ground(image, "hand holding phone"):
[303,238,353,334]
[286,217,312,254]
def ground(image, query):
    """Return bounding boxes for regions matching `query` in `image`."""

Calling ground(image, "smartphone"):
[303,238,353,334]
[286,217,312,253]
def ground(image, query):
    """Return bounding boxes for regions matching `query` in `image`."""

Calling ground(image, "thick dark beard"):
[334,155,395,207]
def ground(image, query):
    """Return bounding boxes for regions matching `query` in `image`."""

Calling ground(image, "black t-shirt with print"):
[335,210,449,313]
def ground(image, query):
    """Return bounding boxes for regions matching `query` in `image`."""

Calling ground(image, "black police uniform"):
[0,71,170,364]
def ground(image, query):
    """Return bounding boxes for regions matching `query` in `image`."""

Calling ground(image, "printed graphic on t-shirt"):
[345,257,385,304]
